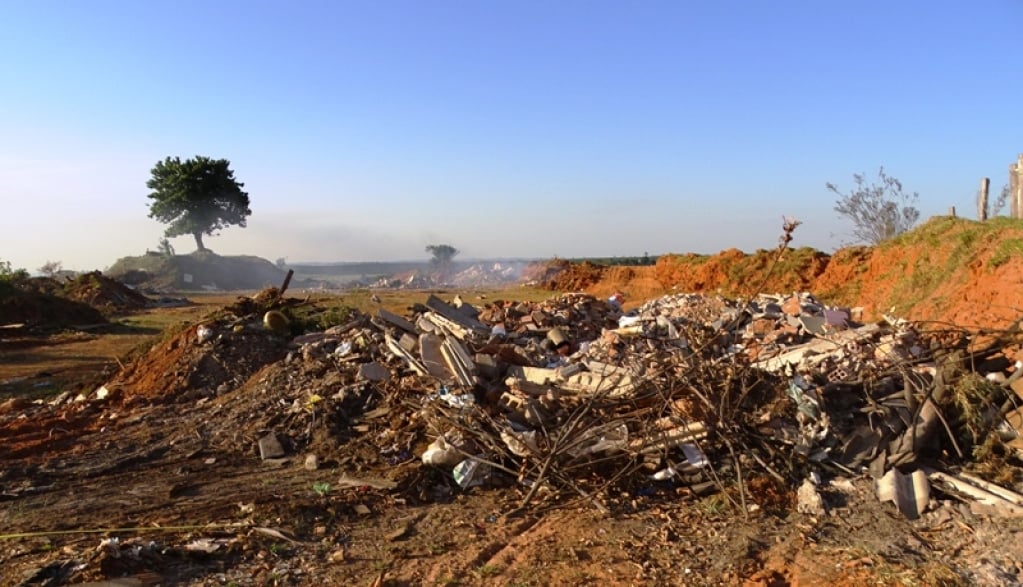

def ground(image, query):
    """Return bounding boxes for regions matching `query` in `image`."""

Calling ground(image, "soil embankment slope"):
[541,216,1023,329]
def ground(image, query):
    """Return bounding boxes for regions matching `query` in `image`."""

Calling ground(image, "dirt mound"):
[0,279,106,331]
[814,217,1023,328]
[108,250,287,291]
[102,290,308,405]
[105,321,289,405]
[544,217,1023,330]
[60,271,151,312]
[0,272,153,333]
[533,259,608,291]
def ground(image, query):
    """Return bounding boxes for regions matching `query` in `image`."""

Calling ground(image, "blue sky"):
[1,0,1020,271]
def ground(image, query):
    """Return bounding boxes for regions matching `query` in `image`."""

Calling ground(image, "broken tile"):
[258,433,286,460]
[876,468,929,519]
[358,362,390,382]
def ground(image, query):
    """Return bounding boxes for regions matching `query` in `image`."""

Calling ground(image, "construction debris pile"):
[70,289,1023,517]
[371,262,529,290]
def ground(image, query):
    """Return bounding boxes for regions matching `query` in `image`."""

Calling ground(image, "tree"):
[992,184,1010,217]
[157,237,175,257]
[826,167,920,245]
[425,244,459,266]
[146,156,251,252]
[38,260,63,278]
[0,259,29,286]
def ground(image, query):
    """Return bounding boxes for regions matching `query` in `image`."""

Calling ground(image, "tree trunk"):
[193,232,206,252]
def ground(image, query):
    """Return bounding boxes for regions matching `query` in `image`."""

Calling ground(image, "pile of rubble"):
[372,262,528,290]
[59,271,153,313]
[1,272,188,333]
[67,288,1023,518]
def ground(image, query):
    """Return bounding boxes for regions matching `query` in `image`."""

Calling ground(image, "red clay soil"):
[105,322,288,405]
[542,217,1023,329]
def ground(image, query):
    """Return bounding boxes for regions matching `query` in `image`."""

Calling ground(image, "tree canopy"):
[146,156,251,252]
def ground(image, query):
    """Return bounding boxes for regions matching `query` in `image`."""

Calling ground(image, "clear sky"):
[1,0,1020,271]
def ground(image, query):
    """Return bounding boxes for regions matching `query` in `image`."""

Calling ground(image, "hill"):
[107,250,288,291]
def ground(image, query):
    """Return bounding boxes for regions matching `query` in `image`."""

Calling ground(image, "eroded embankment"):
[540,216,1023,330]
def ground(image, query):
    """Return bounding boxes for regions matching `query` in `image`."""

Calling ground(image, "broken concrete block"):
[258,433,286,460]
[561,370,637,397]
[416,315,437,333]
[474,353,499,378]
[556,363,584,378]
[425,295,488,334]
[419,333,452,381]
[358,362,390,382]
[377,308,417,334]
[796,478,825,515]
[506,365,559,385]
[440,338,478,387]
[823,308,849,327]
[799,315,827,336]
[384,334,428,376]
[398,333,418,353]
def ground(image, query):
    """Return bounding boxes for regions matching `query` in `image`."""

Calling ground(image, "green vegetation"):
[107,251,286,291]
[568,255,659,266]
[874,216,1023,314]
[286,302,355,335]
[476,564,502,578]
[146,155,251,252]
[989,237,1023,269]
[0,259,29,298]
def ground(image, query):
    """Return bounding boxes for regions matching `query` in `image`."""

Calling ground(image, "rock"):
[796,478,825,515]
[304,454,319,471]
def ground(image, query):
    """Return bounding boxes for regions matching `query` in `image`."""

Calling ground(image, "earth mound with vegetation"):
[108,250,288,291]
[0,271,155,331]
[539,216,1023,330]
